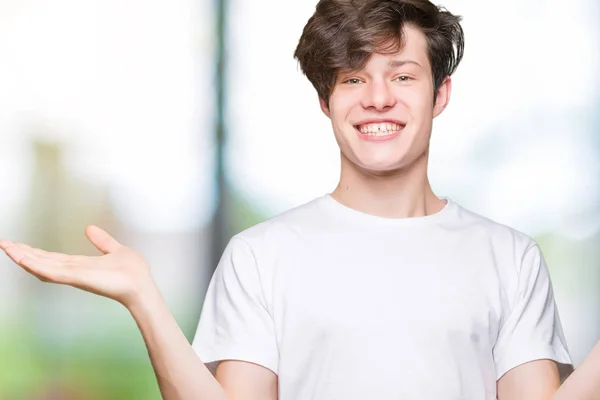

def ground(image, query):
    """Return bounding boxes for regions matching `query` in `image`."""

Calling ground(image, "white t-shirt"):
[192,195,572,400]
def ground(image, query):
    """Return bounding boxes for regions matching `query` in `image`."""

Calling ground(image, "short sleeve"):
[493,244,572,379]
[191,236,278,374]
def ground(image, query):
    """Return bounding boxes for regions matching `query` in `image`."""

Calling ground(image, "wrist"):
[125,280,164,317]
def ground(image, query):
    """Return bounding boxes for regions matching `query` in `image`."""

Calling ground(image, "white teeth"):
[357,122,402,136]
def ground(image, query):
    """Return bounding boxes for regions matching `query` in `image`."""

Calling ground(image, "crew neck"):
[320,193,454,227]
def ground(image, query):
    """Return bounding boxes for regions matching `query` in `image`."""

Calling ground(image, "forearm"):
[128,284,229,400]
[553,341,600,400]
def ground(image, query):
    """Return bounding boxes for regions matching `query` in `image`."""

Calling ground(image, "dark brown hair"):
[294,0,465,105]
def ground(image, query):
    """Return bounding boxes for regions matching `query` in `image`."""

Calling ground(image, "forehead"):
[366,25,431,71]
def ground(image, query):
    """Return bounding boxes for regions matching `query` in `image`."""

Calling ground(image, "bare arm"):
[497,342,600,400]
[497,359,561,400]
[127,282,230,400]
[553,341,600,400]
[0,226,277,400]
[216,361,278,400]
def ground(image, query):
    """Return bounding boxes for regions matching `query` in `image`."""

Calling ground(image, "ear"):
[319,96,331,118]
[433,76,452,119]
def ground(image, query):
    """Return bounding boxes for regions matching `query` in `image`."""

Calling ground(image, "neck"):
[330,150,445,219]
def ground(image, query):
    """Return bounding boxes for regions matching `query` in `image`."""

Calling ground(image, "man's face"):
[322,24,451,175]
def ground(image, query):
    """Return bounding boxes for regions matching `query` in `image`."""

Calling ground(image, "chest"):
[272,233,504,346]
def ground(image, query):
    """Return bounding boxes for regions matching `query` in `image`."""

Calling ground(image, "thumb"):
[85,225,122,254]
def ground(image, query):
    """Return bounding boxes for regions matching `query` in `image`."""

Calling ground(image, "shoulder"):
[448,201,554,308]
[450,200,537,249]
[447,200,541,274]
[230,195,328,255]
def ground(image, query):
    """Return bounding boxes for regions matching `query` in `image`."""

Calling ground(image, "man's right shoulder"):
[231,195,328,249]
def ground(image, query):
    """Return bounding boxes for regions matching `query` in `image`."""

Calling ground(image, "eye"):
[343,78,362,84]
[395,75,412,82]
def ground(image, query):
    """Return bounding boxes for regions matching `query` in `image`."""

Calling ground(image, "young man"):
[1,0,598,399]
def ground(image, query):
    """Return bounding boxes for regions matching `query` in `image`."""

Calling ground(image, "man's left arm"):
[497,359,561,400]
[493,243,572,400]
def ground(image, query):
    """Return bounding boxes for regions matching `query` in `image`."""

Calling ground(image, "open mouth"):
[354,122,405,137]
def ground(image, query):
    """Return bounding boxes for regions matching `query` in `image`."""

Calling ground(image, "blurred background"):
[0,0,598,398]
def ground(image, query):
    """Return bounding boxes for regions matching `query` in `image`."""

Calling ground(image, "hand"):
[0,225,156,308]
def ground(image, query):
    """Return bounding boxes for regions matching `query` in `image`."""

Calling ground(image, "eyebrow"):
[387,59,423,69]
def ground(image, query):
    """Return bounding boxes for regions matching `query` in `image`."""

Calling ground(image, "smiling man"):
[192,1,573,399]
[0,1,578,400]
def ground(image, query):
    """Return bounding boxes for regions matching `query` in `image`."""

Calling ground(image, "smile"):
[353,120,405,141]
[356,122,403,136]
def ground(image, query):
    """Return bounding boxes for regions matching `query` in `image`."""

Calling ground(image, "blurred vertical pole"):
[211,0,229,271]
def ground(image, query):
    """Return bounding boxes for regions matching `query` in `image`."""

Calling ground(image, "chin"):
[352,147,429,174]
[353,159,408,176]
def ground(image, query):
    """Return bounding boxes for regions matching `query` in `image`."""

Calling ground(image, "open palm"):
[0,225,153,307]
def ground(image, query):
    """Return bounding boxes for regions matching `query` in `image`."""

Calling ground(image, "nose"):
[361,79,396,111]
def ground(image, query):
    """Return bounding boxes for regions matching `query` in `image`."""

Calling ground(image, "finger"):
[14,243,70,262]
[14,243,97,270]
[4,244,75,284]
[3,245,54,282]
[0,240,15,250]
[3,244,27,265]
[85,225,122,254]
[13,243,98,266]
[5,244,61,269]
